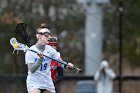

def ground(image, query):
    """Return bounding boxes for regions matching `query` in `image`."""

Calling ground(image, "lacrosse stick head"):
[74,67,82,75]
[10,37,29,53]
[15,23,27,35]
[10,37,19,48]
[15,23,31,46]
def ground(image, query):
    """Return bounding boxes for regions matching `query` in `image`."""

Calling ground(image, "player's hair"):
[40,23,47,28]
[37,23,48,32]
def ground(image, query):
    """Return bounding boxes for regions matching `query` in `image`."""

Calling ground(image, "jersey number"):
[40,63,47,71]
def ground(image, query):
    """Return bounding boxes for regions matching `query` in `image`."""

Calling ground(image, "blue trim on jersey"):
[34,57,49,63]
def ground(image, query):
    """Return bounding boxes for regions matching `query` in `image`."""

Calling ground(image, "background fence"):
[0,75,140,93]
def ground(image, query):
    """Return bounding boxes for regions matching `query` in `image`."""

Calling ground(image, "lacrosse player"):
[48,37,63,93]
[49,37,75,93]
[25,25,74,93]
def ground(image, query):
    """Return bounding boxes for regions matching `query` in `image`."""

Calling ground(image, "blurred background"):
[0,0,140,93]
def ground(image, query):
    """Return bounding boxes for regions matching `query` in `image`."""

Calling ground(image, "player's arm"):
[58,58,74,69]
[26,52,44,73]
[27,58,43,73]
[54,66,64,85]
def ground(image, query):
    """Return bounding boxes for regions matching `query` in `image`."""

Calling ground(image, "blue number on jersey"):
[40,63,47,71]
[39,57,49,71]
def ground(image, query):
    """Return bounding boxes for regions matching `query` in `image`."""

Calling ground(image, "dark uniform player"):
[49,37,64,86]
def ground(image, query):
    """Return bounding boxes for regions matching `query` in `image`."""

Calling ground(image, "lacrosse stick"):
[10,37,82,74]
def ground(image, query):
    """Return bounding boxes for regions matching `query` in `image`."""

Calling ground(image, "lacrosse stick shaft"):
[29,49,81,70]
[29,49,66,64]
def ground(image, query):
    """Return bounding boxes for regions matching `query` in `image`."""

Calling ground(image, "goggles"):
[37,28,51,37]
[48,42,58,46]
[49,44,57,46]
[37,32,50,37]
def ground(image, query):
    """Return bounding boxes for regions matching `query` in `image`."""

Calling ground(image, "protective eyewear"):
[37,32,50,37]
[49,43,58,46]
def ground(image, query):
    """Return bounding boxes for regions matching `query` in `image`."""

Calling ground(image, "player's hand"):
[37,52,44,59]
[67,63,74,69]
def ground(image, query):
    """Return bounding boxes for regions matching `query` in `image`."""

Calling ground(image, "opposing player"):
[49,37,63,86]
[48,37,63,93]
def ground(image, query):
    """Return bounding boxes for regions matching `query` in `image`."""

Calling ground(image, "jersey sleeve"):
[50,46,60,60]
[56,52,61,66]
[25,50,35,64]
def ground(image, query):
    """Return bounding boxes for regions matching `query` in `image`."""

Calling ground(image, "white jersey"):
[25,45,60,93]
